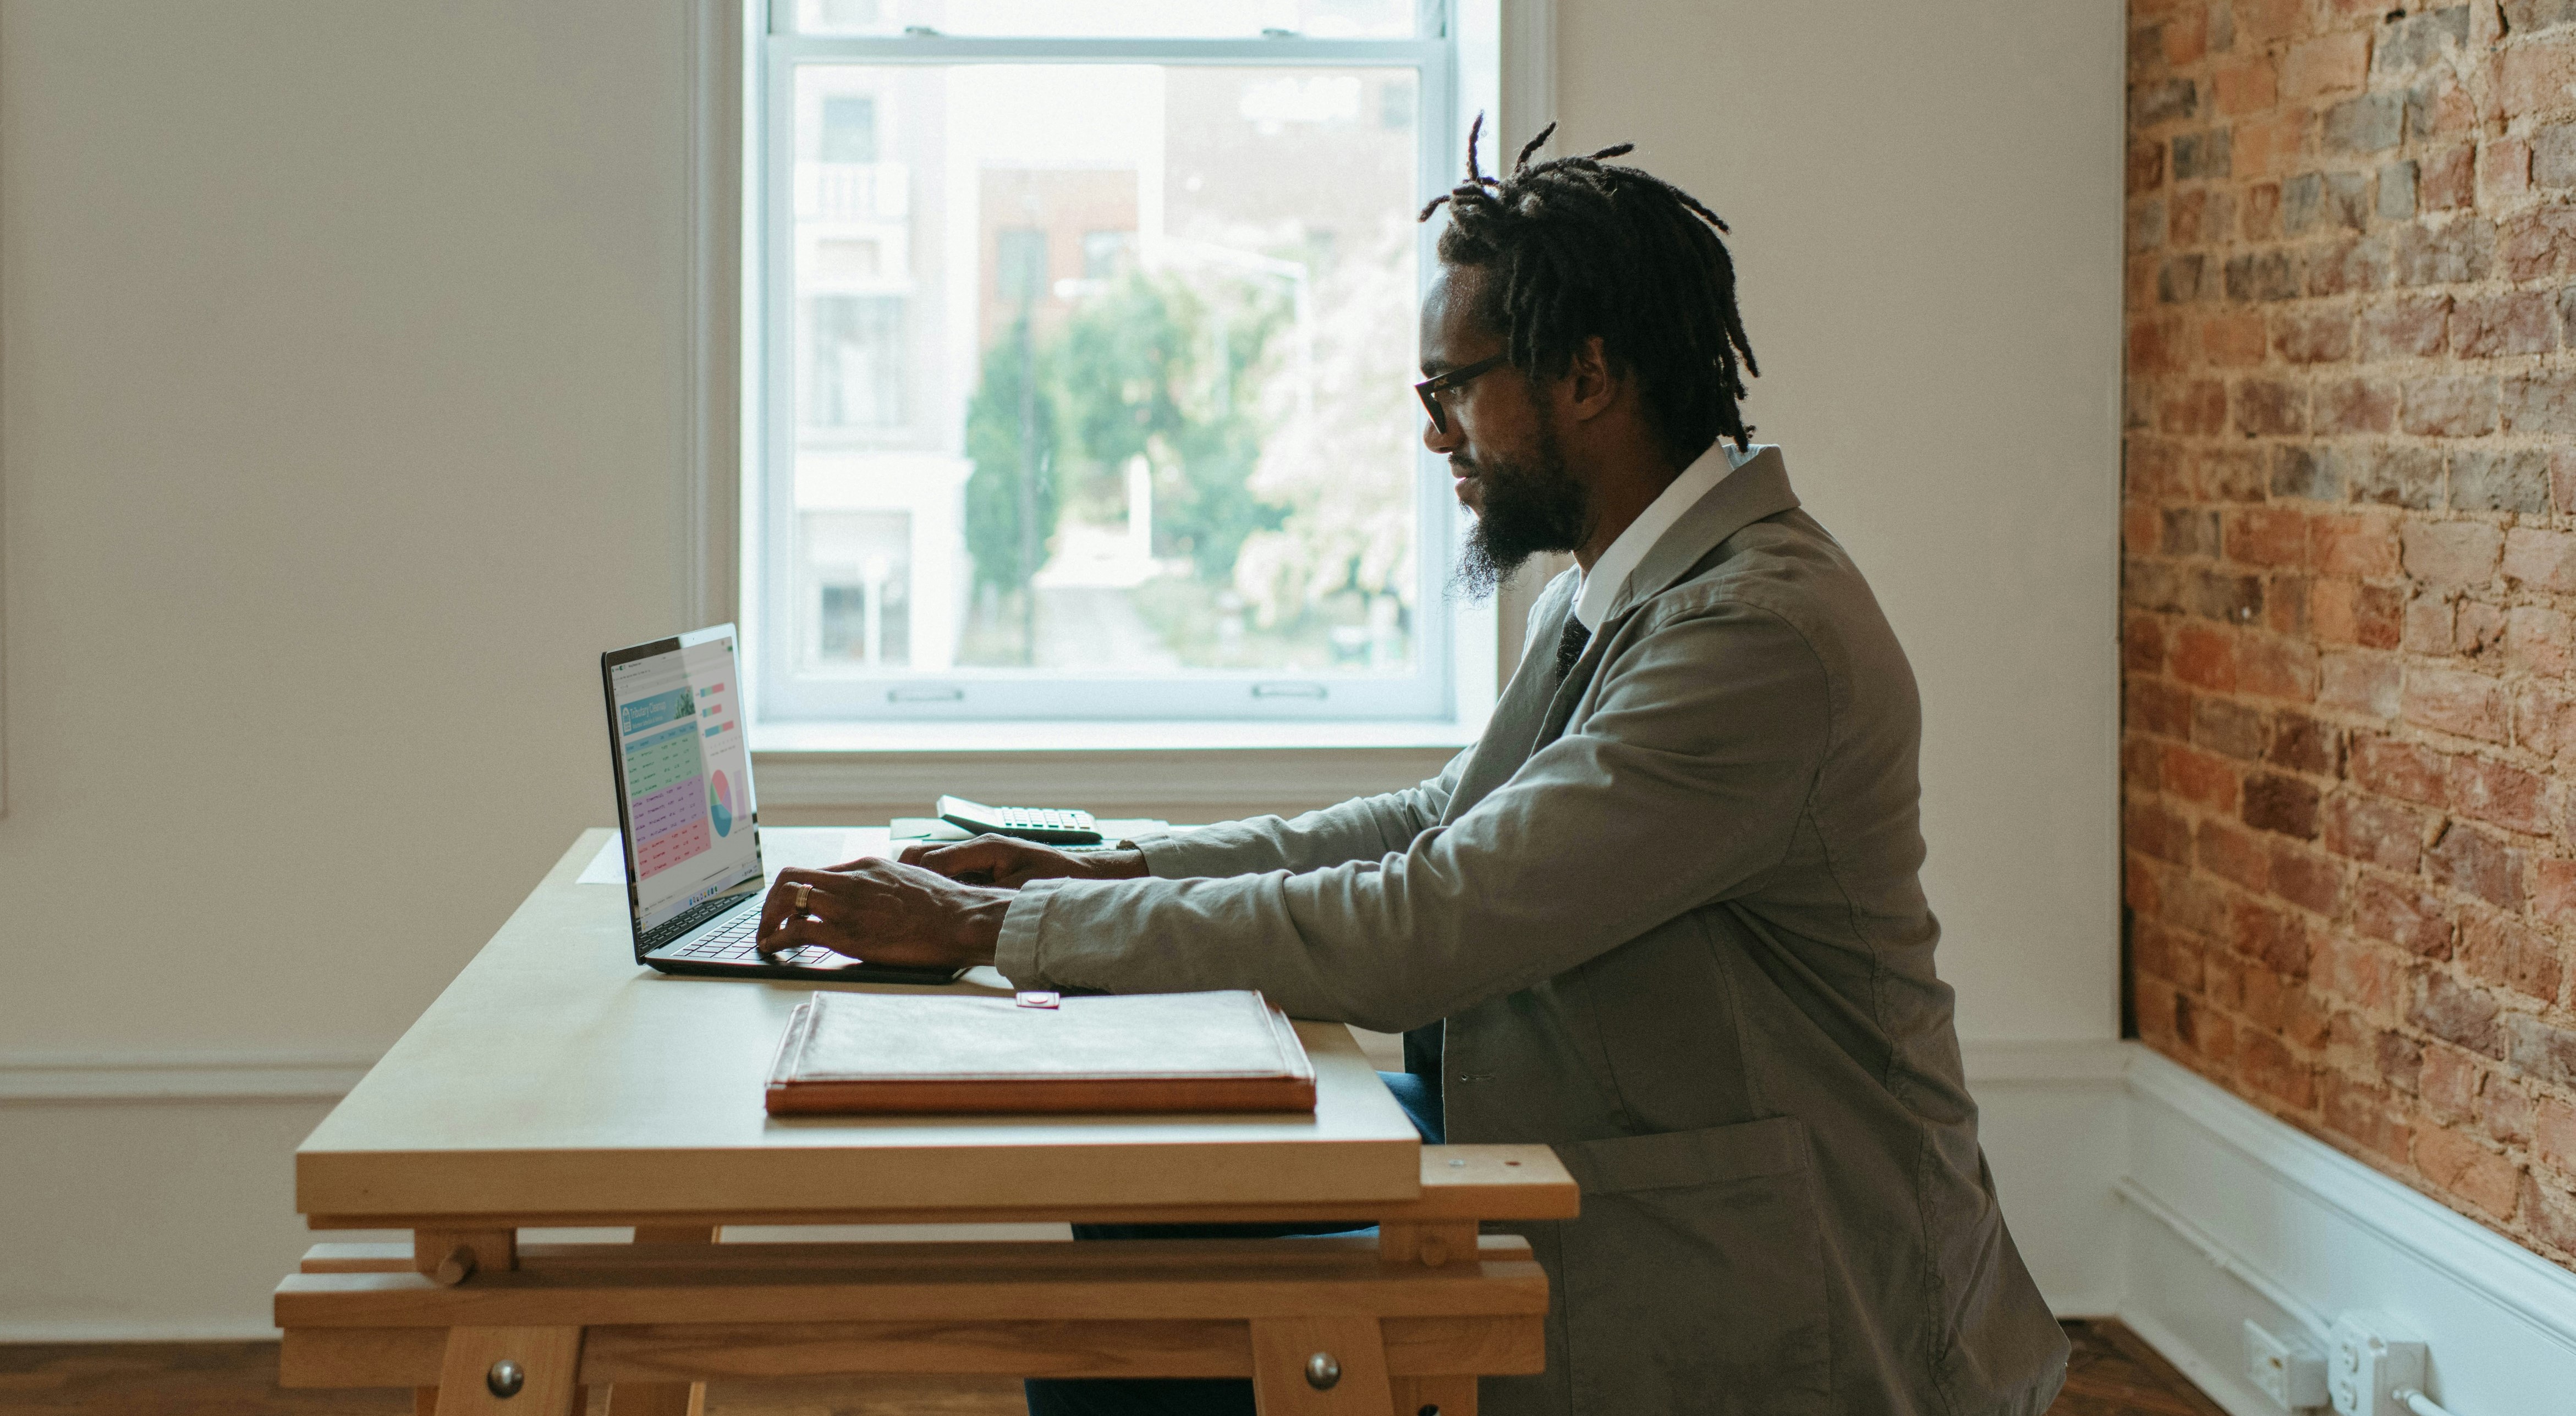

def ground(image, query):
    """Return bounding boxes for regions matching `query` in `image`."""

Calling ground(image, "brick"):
[2380,1028,2427,1090]
[2129,197,2166,255]
[2200,817,2273,890]
[2460,914,2564,1002]
[2319,934,2391,1006]
[2358,294,2449,357]
[2503,371,2576,435]
[2514,681,2576,758]
[2379,6,2471,72]
[2225,250,2304,301]
[2501,209,2576,283]
[2201,310,2270,364]
[2124,736,2163,790]
[2273,445,2346,502]
[2538,119,2576,191]
[2308,233,2393,295]
[2238,1028,2315,1108]
[2352,445,2445,509]
[2423,1044,2485,1118]
[2410,968,2503,1055]
[2309,513,2400,575]
[2538,1096,2576,1173]
[2399,374,2500,436]
[2270,710,2343,775]
[2502,526,2576,591]
[2169,188,2223,245]
[2214,55,2278,114]
[2314,579,2403,647]
[2316,378,2397,433]
[2237,114,2308,183]
[2271,306,2354,363]
[2247,184,2286,241]
[2271,841,2347,915]
[2506,1011,2576,1086]
[2497,35,2576,119]
[2133,919,2201,987]
[2157,255,2207,304]
[2379,159,2419,222]
[2505,1,2576,35]
[2319,649,2401,716]
[2234,0,2305,43]
[2453,598,2507,657]
[2351,735,2447,804]
[2233,380,2307,435]
[2124,613,2167,675]
[2194,696,2270,759]
[2285,31,2371,98]
[2507,604,2576,676]
[2390,217,2496,285]
[2224,508,2306,569]
[2188,567,2266,625]
[2325,1073,2415,1162]
[2399,590,2454,654]
[2520,1172,2576,1257]
[2443,753,2551,833]
[2281,171,2371,234]
[2558,285,2576,350]
[2127,437,2187,499]
[2427,821,2524,905]
[2422,144,2475,210]
[2533,858,2576,924]
[2324,92,2405,153]
[2355,872,2450,951]
[2400,521,2502,585]
[2451,449,2552,514]
[2173,129,2233,181]
[2127,798,2192,863]
[2479,1072,2536,1147]
[2200,447,2271,501]
[2406,667,2512,742]
[2239,633,2320,701]
[2161,508,2217,559]
[2164,742,2244,811]
[2557,448,2576,513]
[2129,677,2193,737]
[2452,291,2555,357]
[2415,1126,2522,1220]
[2163,5,2210,66]
[2123,504,2161,558]
[2267,573,2311,637]
[2160,379,2228,434]
[2129,136,2167,196]
[2244,772,2323,838]
[2132,78,2198,128]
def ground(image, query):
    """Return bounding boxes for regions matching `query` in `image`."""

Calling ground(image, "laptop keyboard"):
[655,908,831,966]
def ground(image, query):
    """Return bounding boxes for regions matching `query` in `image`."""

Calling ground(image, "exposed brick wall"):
[2125,0,2576,1264]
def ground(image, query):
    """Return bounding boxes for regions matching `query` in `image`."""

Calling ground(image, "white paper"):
[576,833,627,884]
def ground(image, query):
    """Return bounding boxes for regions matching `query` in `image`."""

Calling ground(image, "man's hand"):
[756,857,1016,971]
[897,834,1150,889]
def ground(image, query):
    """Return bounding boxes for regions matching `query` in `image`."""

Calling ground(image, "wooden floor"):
[0,1321,2220,1415]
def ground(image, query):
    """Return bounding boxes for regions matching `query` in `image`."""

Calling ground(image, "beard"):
[1448,412,1590,602]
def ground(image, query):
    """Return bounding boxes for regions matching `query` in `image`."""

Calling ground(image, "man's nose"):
[1423,415,1458,455]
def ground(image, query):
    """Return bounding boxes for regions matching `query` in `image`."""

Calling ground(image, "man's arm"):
[991,598,1830,1032]
[1125,747,1470,879]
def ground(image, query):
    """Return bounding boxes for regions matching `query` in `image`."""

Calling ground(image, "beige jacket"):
[995,449,2068,1416]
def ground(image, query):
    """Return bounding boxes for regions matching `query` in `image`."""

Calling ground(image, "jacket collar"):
[1591,444,1799,628]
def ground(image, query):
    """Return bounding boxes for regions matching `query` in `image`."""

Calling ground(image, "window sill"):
[750,717,1484,817]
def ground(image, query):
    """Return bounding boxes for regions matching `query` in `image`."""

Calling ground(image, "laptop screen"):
[605,627,760,934]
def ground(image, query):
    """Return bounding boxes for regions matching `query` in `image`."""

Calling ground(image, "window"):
[754,4,1486,722]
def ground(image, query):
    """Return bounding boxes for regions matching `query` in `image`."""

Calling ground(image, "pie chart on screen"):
[710,771,734,837]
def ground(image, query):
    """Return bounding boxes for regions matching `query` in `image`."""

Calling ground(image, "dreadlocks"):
[1421,115,1759,460]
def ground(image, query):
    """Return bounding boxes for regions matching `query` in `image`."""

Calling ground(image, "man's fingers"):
[759,867,833,943]
[756,912,847,959]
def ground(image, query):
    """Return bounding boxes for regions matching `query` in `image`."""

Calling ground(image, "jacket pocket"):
[1553,1115,1830,1416]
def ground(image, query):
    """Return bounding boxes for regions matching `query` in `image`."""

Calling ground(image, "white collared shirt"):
[1572,440,1768,631]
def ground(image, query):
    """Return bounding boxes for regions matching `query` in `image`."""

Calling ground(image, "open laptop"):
[600,624,965,984]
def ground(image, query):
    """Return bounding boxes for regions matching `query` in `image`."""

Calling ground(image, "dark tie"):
[1553,616,1591,682]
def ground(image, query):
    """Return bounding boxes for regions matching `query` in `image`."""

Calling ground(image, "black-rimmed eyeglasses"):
[1414,353,1511,434]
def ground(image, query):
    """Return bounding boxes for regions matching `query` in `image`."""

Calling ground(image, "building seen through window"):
[768,7,1449,719]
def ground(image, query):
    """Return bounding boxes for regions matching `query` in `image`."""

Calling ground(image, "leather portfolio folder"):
[764,989,1317,1115]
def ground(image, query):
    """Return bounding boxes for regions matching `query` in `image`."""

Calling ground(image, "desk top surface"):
[296,828,1421,1226]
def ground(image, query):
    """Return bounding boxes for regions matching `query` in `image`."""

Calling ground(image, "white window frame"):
[742,4,1496,727]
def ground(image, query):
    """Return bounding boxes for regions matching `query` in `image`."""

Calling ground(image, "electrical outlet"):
[2328,1312,2426,1416]
[2245,1320,2328,1409]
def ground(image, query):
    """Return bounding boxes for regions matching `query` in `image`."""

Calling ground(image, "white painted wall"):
[1557,0,2127,1043]
[0,0,2126,1336]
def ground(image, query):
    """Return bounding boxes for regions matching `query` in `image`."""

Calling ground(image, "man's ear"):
[1564,335,1618,422]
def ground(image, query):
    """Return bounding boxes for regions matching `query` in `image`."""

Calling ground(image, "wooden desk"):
[277,829,1574,1416]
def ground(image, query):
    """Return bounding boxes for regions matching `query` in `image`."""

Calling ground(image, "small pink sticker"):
[1015,990,1061,1009]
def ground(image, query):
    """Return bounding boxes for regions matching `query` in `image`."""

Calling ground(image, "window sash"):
[751,24,1469,723]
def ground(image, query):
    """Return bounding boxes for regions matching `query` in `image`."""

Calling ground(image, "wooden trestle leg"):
[604,1225,722,1416]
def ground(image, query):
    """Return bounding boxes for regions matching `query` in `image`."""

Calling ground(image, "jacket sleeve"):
[992,597,1831,1033]
[1127,748,1468,879]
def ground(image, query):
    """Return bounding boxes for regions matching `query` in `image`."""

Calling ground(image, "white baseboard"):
[2116,1048,2576,1416]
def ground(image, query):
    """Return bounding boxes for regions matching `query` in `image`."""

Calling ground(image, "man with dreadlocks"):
[756,121,2069,1416]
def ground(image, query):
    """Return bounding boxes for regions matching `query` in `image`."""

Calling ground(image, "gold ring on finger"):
[793,882,812,912]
